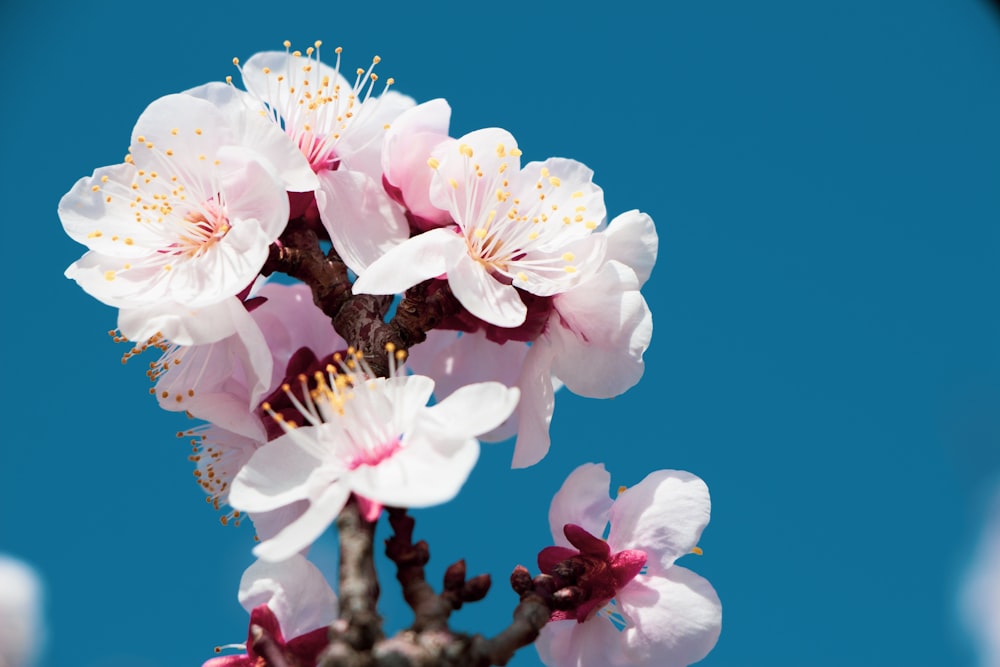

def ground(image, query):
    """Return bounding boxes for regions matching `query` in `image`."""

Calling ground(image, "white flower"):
[0,555,44,667]
[535,464,721,667]
[206,555,337,667]
[233,41,413,276]
[962,485,1000,667]
[228,350,519,562]
[353,128,608,328]
[406,210,657,467]
[60,93,303,345]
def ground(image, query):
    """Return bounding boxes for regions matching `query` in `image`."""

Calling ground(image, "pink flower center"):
[537,524,647,623]
[345,436,402,470]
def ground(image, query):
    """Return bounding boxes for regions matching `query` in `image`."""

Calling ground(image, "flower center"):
[537,523,647,623]
[233,40,396,174]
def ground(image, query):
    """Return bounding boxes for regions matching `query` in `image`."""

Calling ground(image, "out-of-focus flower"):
[535,464,721,667]
[232,41,413,275]
[407,210,656,467]
[0,555,44,667]
[228,350,519,562]
[204,555,336,667]
[353,128,607,328]
[61,93,311,346]
[962,484,1000,667]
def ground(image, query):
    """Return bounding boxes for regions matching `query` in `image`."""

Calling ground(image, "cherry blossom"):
[353,128,608,328]
[205,555,337,667]
[60,92,311,346]
[534,463,721,667]
[232,41,413,275]
[228,350,520,562]
[406,209,657,467]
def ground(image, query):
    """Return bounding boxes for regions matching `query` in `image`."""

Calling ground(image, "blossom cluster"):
[59,40,718,667]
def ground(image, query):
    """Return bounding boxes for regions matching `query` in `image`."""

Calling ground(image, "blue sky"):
[1,1,998,666]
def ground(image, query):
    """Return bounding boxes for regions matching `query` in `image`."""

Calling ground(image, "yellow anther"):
[516,271,529,282]
[386,77,395,85]
[91,185,100,192]
[283,39,291,48]
[459,144,473,158]
[540,167,550,178]
[691,546,704,556]
[171,128,178,135]
[427,157,440,169]
[335,46,343,54]
[562,252,575,262]
[232,57,239,66]
[385,342,396,353]
[448,178,459,189]
[585,221,598,230]
[509,148,522,157]
[549,176,561,187]
[292,50,302,57]
[137,135,145,143]
[474,228,487,239]
[617,485,627,495]
[226,75,233,84]
[373,55,381,64]
[563,266,577,273]
[571,191,583,198]
[104,270,116,281]
[314,40,323,48]
[195,128,202,135]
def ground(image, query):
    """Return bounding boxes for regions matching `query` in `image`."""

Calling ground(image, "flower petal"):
[252,483,351,562]
[185,82,318,193]
[535,617,629,667]
[417,381,520,441]
[448,252,527,327]
[548,261,652,398]
[616,568,722,667]
[352,227,464,295]
[608,470,711,573]
[229,432,323,513]
[603,210,658,287]
[548,463,614,547]
[118,296,250,346]
[346,436,479,509]
[510,340,557,468]
[238,555,338,639]
[316,169,408,275]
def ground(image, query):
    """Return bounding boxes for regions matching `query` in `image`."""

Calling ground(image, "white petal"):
[604,210,658,287]
[548,463,614,547]
[352,227,464,295]
[536,617,629,667]
[548,262,652,398]
[406,330,529,442]
[510,341,557,468]
[382,100,452,226]
[517,158,606,244]
[338,90,416,178]
[253,484,351,562]
[617,568,722,667]
[448,252,527,327]
[316,169,408,275]
[185,82,318,192]
[118,296,249,346]
[608,471,711,573]
[428,128,520,224]
[417,382,520,440]
[249,500,309,543]
[217,144,290,242]
[238,554,338,638]
[0,556,44,667]
[347,436,479,508]
[229,432,324,513]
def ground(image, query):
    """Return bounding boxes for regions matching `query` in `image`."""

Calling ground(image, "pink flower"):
[535,464,721,667]
[205,555,336,667]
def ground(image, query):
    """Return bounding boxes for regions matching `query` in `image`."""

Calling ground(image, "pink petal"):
[548,463,613,547]
[564,524,610,558]
[537,546,578,574]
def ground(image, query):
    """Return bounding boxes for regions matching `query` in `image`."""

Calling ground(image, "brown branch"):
[261,222,461,378]
[327,497,384,658]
